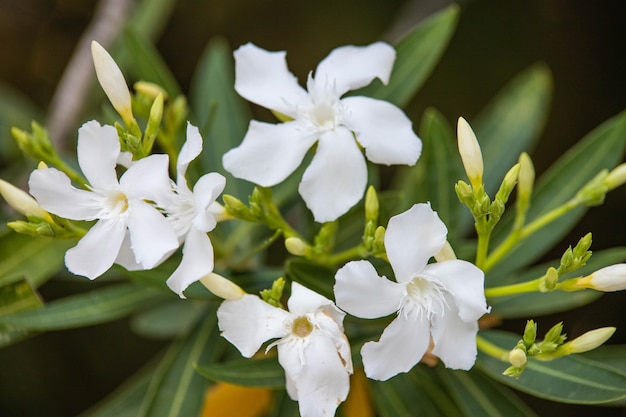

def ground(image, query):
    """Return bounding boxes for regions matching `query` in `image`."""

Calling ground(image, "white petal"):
[166,228,214,298]
[278,332,351,417]
[422,260,489,322]
[191,172,226,232]
[76,121,120,190]
[114,231,145,271]
[65,218,126,279]
[126,200,179,269]
[223,120,317,187]
[385,203,447,283]
[29,168,101,220]
[217,294,291,357]
[121,154,172,205]
[334,260,403,319]
[431,301,479,370]
[361,314,431,381]
[315,42,395,96]
[234,43,307,117]
[177,123,203,186]
[342,96,421,165]
[287,282,345,326]
[299,128,367,222]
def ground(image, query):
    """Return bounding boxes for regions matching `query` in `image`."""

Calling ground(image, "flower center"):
[104,190,129,216]
[310,101,337,128]
[402,276,448,321]
[292,316,314,338]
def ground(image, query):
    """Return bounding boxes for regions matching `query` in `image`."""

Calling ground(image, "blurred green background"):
[0,0,625,416]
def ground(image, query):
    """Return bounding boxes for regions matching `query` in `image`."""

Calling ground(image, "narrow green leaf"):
[139,306,222,417]
[285,258,335,299]
[122,28,182,97]
[474,64,553,196]
[130,299,206,339]
[438,368,539,417]
[195,355,285,389]
[488,247,626,318]
[477,330,626,404]
[189,37,252,201]
[358,5,459,107]
[488,111,626,280]
[0,283,166,330]
[130,0,178,40]
[0,278,42,346]
[267,389,299,417]
[0,232,73,287]
[582,345,626,375]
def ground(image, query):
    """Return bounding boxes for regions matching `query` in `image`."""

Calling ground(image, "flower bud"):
[200,272,245,300]
[508,348,528,368]
[134,81,169,101]
[523,320,537,347]
[364,186,379,223]
[0,179,53,222]
[457,117,484,190]
[566,327,615,354]
[285,237,309,256]
[586,264,626,291]
[434,241,456,262]
[91,41,134,125]
[604,163,626,191]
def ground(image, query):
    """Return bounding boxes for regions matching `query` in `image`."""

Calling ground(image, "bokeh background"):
[0,0,625,416]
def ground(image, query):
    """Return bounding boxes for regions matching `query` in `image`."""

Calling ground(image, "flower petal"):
[342,96,421,165]
[217,294,291,357]
[431,300,479,370]
[65,218,126,279]
[334,260,403,319]
[223,120,317,187]
[177,122,203,187]
[192,172,226,232]
[234,43,307,117]
[278,330,351,417]
[287,282,345,326]
[422,260,489,322]
[29,168,101,220]
[126,200,179,269]
[299,127,367,222]
[314,42,395,96]
[121,154,172,205]
[361,314,431,381]
[166,228,214,298]
[385,203,447,283]
[76,121,120,190]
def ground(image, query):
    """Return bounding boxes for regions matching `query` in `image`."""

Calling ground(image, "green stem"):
[476,335,510,362]
[484,277,544,298]
[475,228,491,270]
[324,245,366,266]
[484,197,582,272]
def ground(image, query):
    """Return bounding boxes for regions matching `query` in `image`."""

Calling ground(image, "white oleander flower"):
[28,120,178,279]
[217,282,353,417]
[161,123,226,297]
[223,42,421,222]
[334,203,489,381]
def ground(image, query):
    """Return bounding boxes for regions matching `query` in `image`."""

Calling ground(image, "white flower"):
[28,120,178,279]
[217,282,353,417]
[162,123,226,297]
[223,42,421,222]
[334,203,489,381]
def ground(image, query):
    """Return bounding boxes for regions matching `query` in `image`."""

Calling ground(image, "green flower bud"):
[523,320,537,347]
[604,163,626,191]
[365,186,379,223]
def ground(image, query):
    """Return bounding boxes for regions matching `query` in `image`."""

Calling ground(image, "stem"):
[476,335,510,362]
[475,228,491,270]
[325,246,366,266]
[484,197,581,272]
[484,277,544,298]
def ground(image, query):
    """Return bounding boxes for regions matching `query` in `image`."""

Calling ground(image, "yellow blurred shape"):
[342,370,374,417]
[201,383,272,417]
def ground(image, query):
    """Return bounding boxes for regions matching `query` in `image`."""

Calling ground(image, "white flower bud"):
[508,348,527,368]
[588,264,626,291]
[457,117,484,190]
[604,163,626,191]
[434,241,457,262]
[200,272,245,300]
[91,41,133,124]
[566,327,615,354]
[0,179,53,222]
[285,237,309,256]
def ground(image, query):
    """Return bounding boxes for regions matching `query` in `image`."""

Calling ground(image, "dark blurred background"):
[0,0,625,416]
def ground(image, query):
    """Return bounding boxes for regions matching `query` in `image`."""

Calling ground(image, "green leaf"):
[477,330,626,404]
[285,257,335,300]
[358,5,459,108]
[267,389,299,417]
[488,247,626,318]
[0,232,73,287]
[129,0,178,40]
[488,111,626,280]
[138,307,222,417]
[437,368,539,417]
[0,278,42,347]
[122,27,182,97]
[130,299,206,339]
[474,64,553,196]
[582,344,626,375]
[0,283,166,330]
[196,355,285,389]
[189,37,252,201]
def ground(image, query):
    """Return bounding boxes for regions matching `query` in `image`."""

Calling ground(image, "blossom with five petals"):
[223,42,421,222]
[334,203,489,381]
[161,123,226,297]
[28,120,178,279]
[217,282,353,417]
